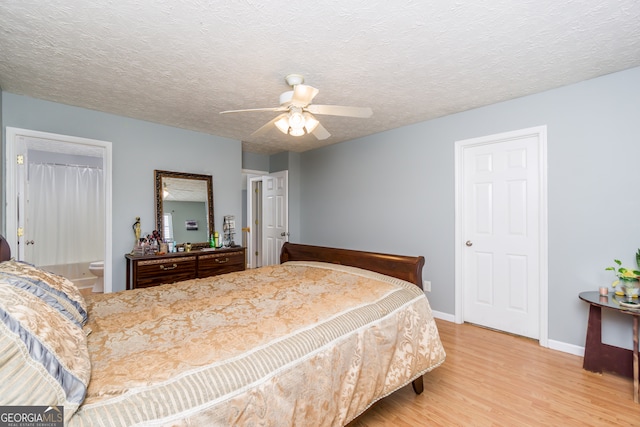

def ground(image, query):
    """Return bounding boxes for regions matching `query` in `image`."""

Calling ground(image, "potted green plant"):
[606,249,640,297]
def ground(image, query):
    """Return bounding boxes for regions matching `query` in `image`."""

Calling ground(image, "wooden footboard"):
[280,242,427,395]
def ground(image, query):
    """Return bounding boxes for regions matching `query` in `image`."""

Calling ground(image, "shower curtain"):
[27,163,105,266]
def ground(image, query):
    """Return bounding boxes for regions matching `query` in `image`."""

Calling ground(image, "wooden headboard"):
[280,242,425,289]
[0,235,11,262]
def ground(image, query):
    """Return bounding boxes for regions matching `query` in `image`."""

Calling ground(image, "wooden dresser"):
[125,247,246,290]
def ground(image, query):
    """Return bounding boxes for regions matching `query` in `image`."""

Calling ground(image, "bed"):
[0,236,445,426]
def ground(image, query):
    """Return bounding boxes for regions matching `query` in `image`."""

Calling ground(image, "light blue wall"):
[242,151,269,171]
[299,66,640,348]
[1,93,242,292]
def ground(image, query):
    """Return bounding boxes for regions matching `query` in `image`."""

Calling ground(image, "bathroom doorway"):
[5,127,113,294]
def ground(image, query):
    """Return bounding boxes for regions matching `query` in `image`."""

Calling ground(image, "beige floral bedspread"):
[70,261,445,427]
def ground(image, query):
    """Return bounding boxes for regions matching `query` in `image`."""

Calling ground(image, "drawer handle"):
[215,258,229,264]
[160,263,178,270]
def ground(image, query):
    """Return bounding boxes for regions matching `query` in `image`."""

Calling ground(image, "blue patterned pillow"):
[0,281,90,423]
[0,260,88,327]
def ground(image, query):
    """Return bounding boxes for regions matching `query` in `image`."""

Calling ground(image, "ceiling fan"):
[219,74,373,140]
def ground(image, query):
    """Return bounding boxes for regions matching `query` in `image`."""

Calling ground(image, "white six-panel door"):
[261,170,288,266]
[456,127,547,342]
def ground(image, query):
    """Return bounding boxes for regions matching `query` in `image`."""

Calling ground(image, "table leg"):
[583,303,634,378]
[634,317,639,403]
[583,304,603,373]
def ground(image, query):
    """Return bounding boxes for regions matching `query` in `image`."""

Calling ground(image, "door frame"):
[454,125,548,347]
[5,127,113,293]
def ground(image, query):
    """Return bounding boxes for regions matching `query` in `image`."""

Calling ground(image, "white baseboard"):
[432,310,456,323]
[548,339,584,357]
[431,311,586,357]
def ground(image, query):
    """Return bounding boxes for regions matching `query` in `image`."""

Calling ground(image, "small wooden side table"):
[579,291,639,403]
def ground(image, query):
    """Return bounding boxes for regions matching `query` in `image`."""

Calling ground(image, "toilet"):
[89,261,104,293]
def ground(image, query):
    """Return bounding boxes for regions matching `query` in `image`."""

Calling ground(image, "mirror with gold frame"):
[155,170,214,250]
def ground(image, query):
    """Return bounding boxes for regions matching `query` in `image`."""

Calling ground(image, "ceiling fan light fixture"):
[275,110,308,137]
[222,74,370,141]
[288,109,305,130]
[289,127,305,137]
[303,112,319,133]
[274,116,290,134]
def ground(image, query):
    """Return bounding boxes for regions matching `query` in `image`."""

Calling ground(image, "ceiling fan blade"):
[220,107,286,114]
[290,84,319,107]
[251,113,287,137]
[311,122,331,140]
[306,104,373,118]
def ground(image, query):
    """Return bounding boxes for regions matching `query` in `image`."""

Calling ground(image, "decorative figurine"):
[132,217,141,243]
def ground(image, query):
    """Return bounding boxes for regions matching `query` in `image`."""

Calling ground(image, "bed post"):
[0,235,11,262]
[412,376,424,394]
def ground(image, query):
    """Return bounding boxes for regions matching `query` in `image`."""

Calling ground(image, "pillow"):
[0,281,90,423]
[0,260,88,327]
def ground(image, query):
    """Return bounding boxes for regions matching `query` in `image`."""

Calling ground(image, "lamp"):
[303,112,319,133]
[289,127,305,137]
[288,109,305,136]
[274,116,289,134]
[275,107,318,137]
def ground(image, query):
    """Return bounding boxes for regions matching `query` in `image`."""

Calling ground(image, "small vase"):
[619,278,640,298]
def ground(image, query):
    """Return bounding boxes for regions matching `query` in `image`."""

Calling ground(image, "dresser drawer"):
[198,250,245,277]
[135,256,197,288]
[125,248,246,290]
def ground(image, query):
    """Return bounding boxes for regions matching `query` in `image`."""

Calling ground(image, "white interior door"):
[456,127,547,341]
[262,170,288,266]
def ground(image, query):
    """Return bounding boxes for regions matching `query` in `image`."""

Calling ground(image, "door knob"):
[465,240,473,247]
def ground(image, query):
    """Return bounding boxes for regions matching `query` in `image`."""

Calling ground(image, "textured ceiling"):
[1,1,639,155]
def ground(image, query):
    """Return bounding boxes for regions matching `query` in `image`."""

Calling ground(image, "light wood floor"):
[347,319,640,426]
